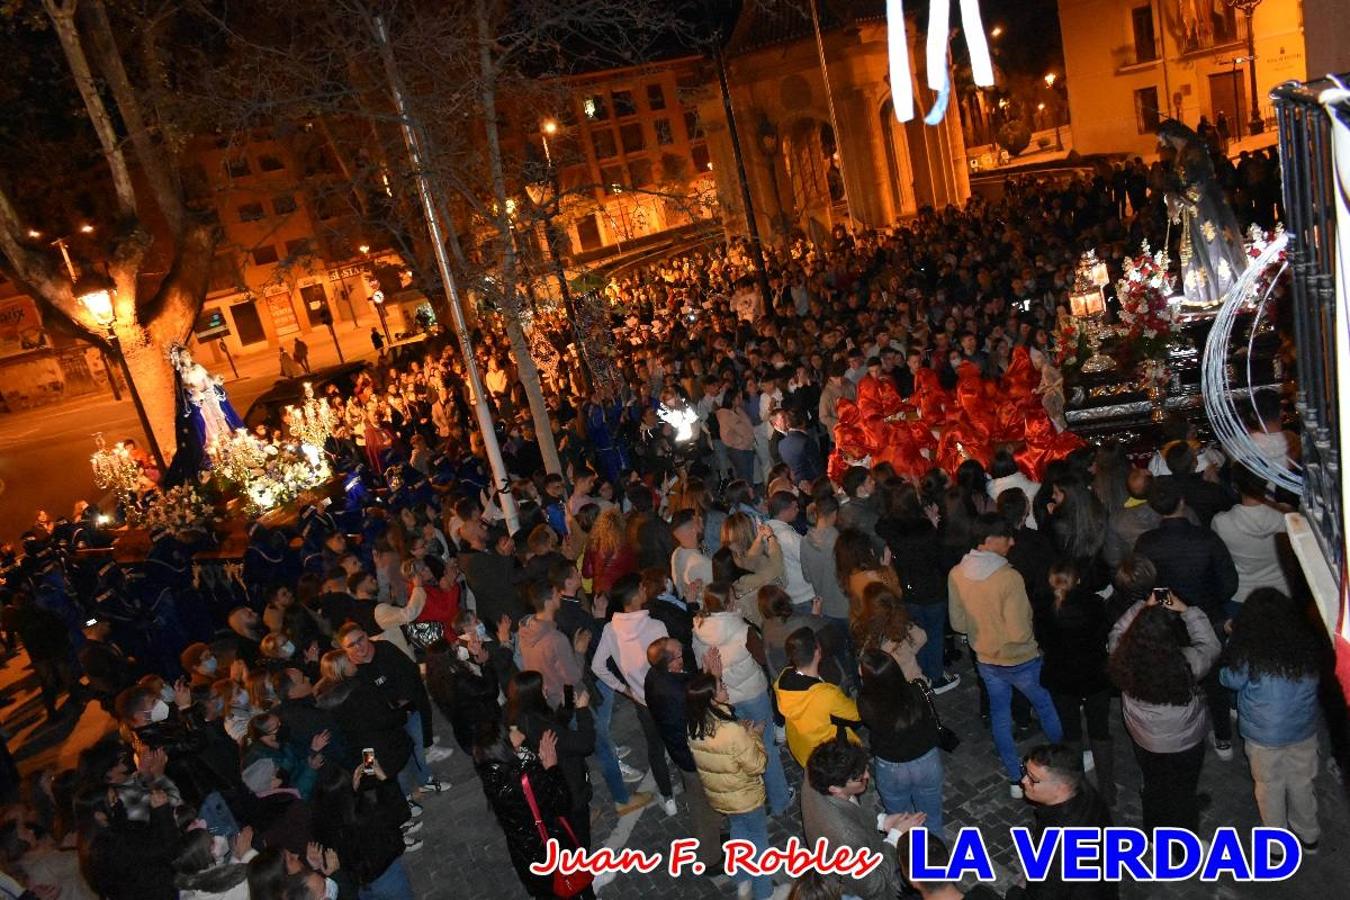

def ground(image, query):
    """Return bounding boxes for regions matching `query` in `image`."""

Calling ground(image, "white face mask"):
[475,622,488,641]
[281,641,295,658]
[160,685,176,704]
[324,878,339,900]
[149,699,171,723]
[199,657,218,676]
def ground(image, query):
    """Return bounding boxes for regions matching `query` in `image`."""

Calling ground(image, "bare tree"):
[0,0,220,457]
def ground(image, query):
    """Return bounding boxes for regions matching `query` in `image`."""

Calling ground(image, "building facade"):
[699,2,970,245]
[1059,0,1307,157]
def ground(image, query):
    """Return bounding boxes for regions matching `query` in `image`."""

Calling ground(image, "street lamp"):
[990,25,1003,39]
[1224,0,1265,135]
[358,243,390,344]
[77,283,166,471]
[1043,73,1063,151]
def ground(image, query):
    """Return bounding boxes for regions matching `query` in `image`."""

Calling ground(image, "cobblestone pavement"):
[406,655,1350,899]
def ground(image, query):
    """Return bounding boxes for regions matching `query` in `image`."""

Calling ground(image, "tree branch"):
[42,0,137,222]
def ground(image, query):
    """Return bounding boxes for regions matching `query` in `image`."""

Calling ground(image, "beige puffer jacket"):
[688,706,767,815]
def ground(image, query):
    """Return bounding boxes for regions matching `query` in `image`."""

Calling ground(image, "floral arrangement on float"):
[1244,224,1288,301]
[205,428,331,515]
[1114,240,1177,368]
[1053,319,1090,377]
[136,484,215,531]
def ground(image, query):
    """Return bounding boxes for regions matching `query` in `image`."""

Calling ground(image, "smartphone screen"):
[362,748,376,774]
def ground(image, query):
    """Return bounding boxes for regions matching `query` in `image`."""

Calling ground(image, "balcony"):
[1113,41,1160,74]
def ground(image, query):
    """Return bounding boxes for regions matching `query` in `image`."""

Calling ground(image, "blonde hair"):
[320,650,354,683]
[590,506,627,558]
[720,512,756,557]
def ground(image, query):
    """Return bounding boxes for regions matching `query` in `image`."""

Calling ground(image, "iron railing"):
[1272,76,1347,575]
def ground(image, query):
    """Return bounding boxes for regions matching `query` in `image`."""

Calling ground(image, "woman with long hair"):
[834,526,902,614]
[1035,561,1115,805]
[691,582,791,817]
[685,671,774,900]
[852,582,926,684]
[506,670,597,850]
[172,826,255,900]
[1107,590,1220,832]
[424,635,504,754]
[856,649,943,833]
[1220,589,1327,848]
[1091,440,1130,514]
[756,584,840,685]
[874,480,955,690]
[474,722,592,899]
[1047,476,1110,591]
[311,756,414,898]
[581,506,636,597]
[714,514,785,626]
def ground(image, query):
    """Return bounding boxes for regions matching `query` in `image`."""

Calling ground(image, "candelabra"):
[1069,250,1116,374]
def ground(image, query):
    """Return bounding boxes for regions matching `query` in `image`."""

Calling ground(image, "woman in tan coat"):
[686,670,774,900]
[716,513,785,627]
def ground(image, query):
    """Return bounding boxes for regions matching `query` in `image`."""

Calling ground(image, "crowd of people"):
[0,165,1335,900]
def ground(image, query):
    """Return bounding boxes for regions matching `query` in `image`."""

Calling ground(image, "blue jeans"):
[733,691,790,815]
[977,657,1064,782]
[906,601,947,683]
[359,857,414,900]
[728,447,756,484]
[873,748,944,836]
[727,807,774,900]
[403,711,432,786]
[592,680,630,804]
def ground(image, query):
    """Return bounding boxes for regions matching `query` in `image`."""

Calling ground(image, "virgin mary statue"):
[163,343,243,487]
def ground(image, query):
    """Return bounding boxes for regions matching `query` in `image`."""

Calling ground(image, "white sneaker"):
[1082,749,1095,772]
[737,882,753,900]
[1210,734,1234,762]
[931,672,961,695]
[1010,782,1024,800]
[425,745,454,763]
[615,744,632,759]
[660,796,677,817]
[619,761,645,782]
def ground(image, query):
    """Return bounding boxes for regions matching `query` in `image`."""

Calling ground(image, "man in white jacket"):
[591,574,676,815]
[766,491,817,612]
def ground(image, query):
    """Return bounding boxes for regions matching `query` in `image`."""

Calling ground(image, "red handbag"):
[521,772,594,898]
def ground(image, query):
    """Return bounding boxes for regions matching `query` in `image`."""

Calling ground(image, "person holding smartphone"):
[1107,587,1221,834]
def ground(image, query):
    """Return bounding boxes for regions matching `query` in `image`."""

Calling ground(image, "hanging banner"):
[0,296,49,358]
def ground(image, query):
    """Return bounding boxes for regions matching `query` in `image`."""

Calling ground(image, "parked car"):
[243,361,370,432]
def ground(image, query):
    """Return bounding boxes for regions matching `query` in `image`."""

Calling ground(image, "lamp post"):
[1224,0,1265,135]
[359,243,391,345]
[77,286,166,471]
[1044,72,1063,151]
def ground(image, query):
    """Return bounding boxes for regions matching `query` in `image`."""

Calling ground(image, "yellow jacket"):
[689,706,767,815]
[774,670,862,767]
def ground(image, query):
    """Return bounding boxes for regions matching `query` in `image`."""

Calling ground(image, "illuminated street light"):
[1044,72,1056,88]
[541,120,558,136]
[991,25,1003,38]
[358,243,371,254]
[1037,103,1046,111]
[26,229,41,239]
[77,283,165,470]
[79,223,94,234]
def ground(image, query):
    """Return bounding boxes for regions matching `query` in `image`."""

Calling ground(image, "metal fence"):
[1272,76,1347,576]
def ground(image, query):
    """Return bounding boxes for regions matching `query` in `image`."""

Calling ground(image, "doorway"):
[230,300,267,345]
[1209,71,1246,140]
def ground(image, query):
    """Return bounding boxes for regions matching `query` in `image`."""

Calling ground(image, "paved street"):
[401,656,1350,900]
[0,322,382,544]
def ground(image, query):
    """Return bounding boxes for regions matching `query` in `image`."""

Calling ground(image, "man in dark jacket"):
[338,623,446,799]
[643,637,720,867]
[78,616,138,708]
[11,591,75,720]
[776,408,824,487]
[625,485,674,571]
[1154,443,1234,527]
[1134,477,1239,759]
[459,521,527,625]
[1018,743,1118,899]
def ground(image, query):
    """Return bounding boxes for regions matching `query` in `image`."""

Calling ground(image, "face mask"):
[199,657,218,676]
[235,690,249,707]
[149,699,170,723]
[325,878,340,900]
[456,644,471,663]
[281,641,295,658]
[160,685,176,704]
[475,622,488,641]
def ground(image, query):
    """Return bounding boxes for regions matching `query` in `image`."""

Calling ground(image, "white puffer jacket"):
[692,611,767,705]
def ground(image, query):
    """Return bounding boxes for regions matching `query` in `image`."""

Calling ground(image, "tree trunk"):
[474,0,562,477]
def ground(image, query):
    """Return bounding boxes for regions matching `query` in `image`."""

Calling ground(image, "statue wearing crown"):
[163,343,243,486]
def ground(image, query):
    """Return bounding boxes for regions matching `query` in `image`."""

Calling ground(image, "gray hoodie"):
[517,615,581,708]
[801,526,849,619]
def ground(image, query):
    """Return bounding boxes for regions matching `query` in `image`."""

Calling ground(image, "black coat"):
[643,666,695,772]
[1153,474,1234,528]
[86,805,180,900]
[133,711,243,809]
[1007,526,1057,605]
[477,756,576,897]
[313,774,409,887]
[359,640,433,747]
[647,596,698,669]
[428,656,504,754]
[315,677,412,777]
[1134,518,1238,619]
[513,706,594,815]
[875,517,945,604]
[1034,588,1111,697]
[1025,787,1119,900]
[78,638,137,698]
[276,695,353,769]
